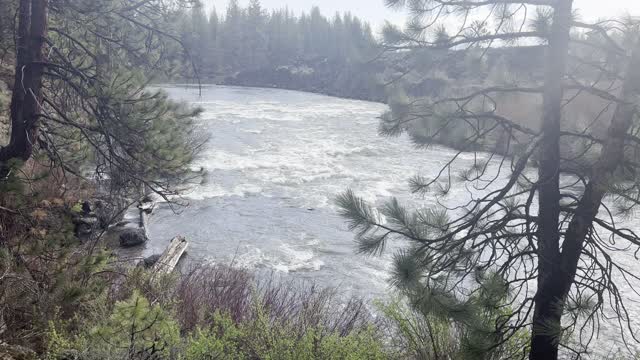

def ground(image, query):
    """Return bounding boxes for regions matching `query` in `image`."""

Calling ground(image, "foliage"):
[39,266,390,360]
[339,1,640,358]
[1,0,204,203]
[0,162,112,351]
[379,299,459,359]
[377,279,529,360]
[175,2,375,76]
[183,310,386,360]
[89,290,181,359]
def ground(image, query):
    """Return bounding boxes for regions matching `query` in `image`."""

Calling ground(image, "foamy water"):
[143,85,640,357]
[144,85,431,296]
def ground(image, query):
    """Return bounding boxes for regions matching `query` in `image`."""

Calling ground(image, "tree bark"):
[0,0,48,166]
[530,1,573,359]
[531,3,640,359]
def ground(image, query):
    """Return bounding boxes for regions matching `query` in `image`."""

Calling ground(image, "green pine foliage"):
[338,190,530,359]
[89,290,182,359]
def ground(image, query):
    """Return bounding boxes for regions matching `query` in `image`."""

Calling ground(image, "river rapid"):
[145,84,435,298]
[144,85,640,358]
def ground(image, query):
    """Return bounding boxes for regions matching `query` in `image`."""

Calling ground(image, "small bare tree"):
[339,1,640,358]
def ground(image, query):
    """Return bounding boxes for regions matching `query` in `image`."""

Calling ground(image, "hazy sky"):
[204,0,640,31]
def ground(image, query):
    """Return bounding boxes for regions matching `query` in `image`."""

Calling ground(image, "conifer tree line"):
[170,0,380,96]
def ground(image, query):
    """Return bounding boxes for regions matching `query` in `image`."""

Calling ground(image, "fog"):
[205,0,640,30]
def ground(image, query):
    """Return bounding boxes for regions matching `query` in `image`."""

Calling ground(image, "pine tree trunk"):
[530,1,573,359]
[0,0,48,166]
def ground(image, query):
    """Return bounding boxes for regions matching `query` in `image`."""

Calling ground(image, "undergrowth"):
[0,161,528,359]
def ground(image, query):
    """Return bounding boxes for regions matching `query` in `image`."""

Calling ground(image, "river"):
[142,84,474,298]
[143,85,640,358]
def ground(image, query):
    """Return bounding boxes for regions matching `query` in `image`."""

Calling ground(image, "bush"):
[90,290,181,359]
[379,296,530,360]
[173,265,374,338]
[183,311,386,360]
[379,299,459,360]
[42,265,391,360]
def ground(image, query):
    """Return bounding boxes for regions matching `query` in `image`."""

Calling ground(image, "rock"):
[138,200,155,214]
[119,228,148,248]
[81,201,91,215]
[143,254,161,268]
[73,216,98,239]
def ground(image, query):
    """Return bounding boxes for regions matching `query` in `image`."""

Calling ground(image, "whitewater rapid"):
[143,85,639,358]
[143,85,469,298]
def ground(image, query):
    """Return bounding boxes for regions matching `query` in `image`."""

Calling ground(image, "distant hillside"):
[218,45,547,104]
[221,56,388,102]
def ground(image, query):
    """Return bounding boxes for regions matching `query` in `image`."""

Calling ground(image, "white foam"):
[234,243,324,273]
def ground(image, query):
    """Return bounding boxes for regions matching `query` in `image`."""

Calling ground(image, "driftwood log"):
[151,236,188,275]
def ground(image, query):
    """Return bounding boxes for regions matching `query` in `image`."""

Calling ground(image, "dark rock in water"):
[81,201,92,216]
[143,254,161,268]
[119,229,148,248]
[138,199,155,214]
[73,216,98,239]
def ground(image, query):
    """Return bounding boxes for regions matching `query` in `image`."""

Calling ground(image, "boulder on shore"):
[119,229,148,248]
[74,216,98,239]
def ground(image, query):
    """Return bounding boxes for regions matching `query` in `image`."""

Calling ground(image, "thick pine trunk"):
[0,0,48,166]
[530,1,573,359]
[531,2,640,358]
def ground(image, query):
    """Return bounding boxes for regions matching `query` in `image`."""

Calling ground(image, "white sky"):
[204,0,640,32]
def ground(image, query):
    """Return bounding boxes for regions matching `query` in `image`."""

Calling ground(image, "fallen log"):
[151,236,188,275]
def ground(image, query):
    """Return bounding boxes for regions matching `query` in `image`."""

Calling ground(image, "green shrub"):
[379,299,458,360]
[45,288,389,360]
[182,307,388,360]
[91,290,181,359]
[379,296,530,360]
[183,313,246,360]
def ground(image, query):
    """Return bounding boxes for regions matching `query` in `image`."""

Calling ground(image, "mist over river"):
[142,85,640,357]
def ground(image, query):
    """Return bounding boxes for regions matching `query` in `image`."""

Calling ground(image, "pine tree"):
[1,0,203,200]
[221,0,244,72]
[339,1,640,359]
[207,8,220,78]
[245,0,268,71]
[190,4,209,77]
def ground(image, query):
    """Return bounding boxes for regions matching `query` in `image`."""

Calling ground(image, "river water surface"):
[145,85,442,299]
[145,85,640,358]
